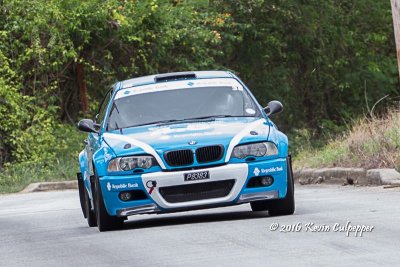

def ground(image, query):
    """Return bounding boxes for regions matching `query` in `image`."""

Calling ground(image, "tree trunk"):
[76,62,88,114]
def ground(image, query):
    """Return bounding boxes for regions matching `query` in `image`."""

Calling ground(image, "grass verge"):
[295,109,400,170]
[0,124,84,194]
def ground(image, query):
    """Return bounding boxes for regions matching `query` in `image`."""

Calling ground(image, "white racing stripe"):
[225,118,267,162]
[103,133,166,169]
[104,118,266,169]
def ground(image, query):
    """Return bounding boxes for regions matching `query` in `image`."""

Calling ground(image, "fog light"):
[260,176,274,186]
[120,191,132,201]
[246,176,274,188]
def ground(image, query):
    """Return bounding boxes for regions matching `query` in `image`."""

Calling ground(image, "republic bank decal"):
[106,182,139,191]
[253,166,284,176]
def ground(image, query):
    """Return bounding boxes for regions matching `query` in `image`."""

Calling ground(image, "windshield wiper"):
[122,115,258,128]
[155,115,246,126]
[182,115,256,120]
[134,117,217,127]
[125,119,184,128]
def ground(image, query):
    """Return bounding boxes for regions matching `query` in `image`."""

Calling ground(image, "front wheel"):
[250,156,295,215]
[267,165,295,216]
[93,175,124,232]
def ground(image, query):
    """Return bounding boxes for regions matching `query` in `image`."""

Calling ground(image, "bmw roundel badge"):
[188,140,197,145]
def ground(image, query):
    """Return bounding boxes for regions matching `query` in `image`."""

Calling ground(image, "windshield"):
[107,84,261,130]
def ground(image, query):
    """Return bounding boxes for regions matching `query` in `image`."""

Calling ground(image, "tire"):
[267,162,295,216]
[93,174,124,232]
[77,173,86,218]
[250,156,295,215]
[84,187,97,227]
[250,198,269,211]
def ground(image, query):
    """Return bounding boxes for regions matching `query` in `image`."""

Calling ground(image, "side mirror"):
[77,119,98,133]
[264,100,283,116]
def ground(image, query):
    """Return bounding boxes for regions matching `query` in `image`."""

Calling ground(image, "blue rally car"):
[77,71,295,231]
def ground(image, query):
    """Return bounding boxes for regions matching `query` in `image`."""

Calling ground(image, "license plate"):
[184,171,210,181]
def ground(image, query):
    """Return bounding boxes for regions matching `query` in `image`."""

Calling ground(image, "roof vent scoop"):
[154,72,197,83]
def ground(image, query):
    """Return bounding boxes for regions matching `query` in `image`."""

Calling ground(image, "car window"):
[107,85,261,130]
[96,90,112,124]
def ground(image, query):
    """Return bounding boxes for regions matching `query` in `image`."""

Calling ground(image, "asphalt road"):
[0,185,399,267]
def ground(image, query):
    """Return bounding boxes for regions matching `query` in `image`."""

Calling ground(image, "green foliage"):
[0,0,399,192]
[0,0,222,153]
[0,124,83,193]
[295,141,350,168]
[0,0,226,192]
[1,0,225,118]
[0,69,59,164]
[212,0,398,132]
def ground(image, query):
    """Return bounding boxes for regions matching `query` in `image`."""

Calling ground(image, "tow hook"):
[146,180,157,195]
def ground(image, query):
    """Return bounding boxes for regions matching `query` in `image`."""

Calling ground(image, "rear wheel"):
[77,173,86,218]
[93,175,124,232]
[84,187,97,227]
[250,157,295,215]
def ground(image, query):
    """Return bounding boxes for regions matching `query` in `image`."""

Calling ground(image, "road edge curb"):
[21,180,78,193]
[19,167,400,193]
[294,167,400,185]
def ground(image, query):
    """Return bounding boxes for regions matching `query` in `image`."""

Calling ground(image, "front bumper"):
[99,158,288,216]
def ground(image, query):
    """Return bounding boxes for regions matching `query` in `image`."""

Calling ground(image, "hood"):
[103,117,271,159]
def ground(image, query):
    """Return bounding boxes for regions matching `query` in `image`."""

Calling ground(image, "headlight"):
[107,156,156,172]
[232,142,278,159]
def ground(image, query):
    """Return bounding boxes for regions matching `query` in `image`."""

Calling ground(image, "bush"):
[0,124,83,193]
[295,109,400,170]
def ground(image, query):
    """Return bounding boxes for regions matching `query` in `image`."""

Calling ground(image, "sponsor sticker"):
[253,166,284,176]
[106,182,139,191]
[103,147,112,161]
[115,78,244,99]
